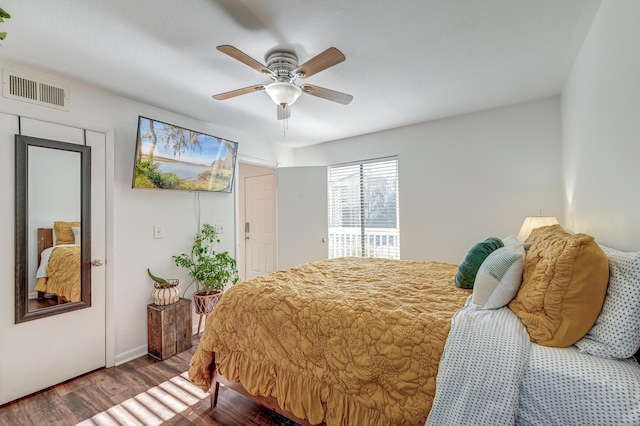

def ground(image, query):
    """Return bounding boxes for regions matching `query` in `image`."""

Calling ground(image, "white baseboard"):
[115,329,200,367]
[114,344,147,366]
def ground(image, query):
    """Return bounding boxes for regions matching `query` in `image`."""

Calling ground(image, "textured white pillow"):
[501,237,531,250]
[72,226,81,245]
[472,245,525,309]
[575,245,640,359]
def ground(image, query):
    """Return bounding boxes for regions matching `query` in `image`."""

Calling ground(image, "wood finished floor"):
[0,336,296,426]
[27,295,61,311]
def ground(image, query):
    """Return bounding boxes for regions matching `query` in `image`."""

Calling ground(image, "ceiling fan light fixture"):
[265,82,302,106]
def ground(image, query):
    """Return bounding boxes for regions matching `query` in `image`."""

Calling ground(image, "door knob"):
[91,259,104,267]
[322,238,327,243]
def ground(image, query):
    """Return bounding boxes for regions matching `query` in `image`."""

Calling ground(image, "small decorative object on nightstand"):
[148,269,181,306]
[151,279,181,306]
[147,297,192,360]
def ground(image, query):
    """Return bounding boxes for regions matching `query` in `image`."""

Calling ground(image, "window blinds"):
[328,158,400,259]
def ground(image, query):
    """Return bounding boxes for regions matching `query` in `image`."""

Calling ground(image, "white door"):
[245,174,276,279]
[0,115,106,404]
[276,166,328,269]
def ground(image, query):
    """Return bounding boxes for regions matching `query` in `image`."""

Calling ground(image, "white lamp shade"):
[265,82,302,106]
[517,216,559,242]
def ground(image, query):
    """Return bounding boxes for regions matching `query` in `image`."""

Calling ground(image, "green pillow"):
[455,237,504,289]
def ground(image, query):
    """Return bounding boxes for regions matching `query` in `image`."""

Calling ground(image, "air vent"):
[2,70,70,111]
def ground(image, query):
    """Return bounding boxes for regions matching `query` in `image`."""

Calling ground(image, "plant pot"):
[151,279,181,306]
[193,290,222,315]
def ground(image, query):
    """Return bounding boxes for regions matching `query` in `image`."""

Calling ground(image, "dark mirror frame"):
[15,135,92,323]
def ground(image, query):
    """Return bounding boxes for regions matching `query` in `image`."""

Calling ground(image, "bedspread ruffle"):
[193,348,390,426]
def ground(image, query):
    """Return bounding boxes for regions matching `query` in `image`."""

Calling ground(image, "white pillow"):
[72,226,81,245]
[501,236,531,250]
[472,245,525,309]
[575,245,640,359]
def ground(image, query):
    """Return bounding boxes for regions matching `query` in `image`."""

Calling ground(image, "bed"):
[189,226,640,425]
[34,223,81,303]
[190,257,470,425]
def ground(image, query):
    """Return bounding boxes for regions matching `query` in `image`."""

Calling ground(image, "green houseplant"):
[173,223,239,315]
[0,7,10,42]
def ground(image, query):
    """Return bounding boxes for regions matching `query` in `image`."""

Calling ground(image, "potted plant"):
[173,223,239,315]
[0,7,10,42]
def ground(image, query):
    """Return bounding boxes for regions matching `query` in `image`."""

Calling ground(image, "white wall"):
[294,98,565,263]
[0,60,286,373]
[562,0,640,251]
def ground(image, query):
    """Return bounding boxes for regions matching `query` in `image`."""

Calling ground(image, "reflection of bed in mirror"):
[34,226,81,305]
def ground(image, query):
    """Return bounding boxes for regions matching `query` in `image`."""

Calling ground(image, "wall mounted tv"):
[132,116,238,193]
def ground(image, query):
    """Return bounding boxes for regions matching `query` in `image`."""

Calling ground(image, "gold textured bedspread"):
[34,245,81,302]
[189,257,470,426]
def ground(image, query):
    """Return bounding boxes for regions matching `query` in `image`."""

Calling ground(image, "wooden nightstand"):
[147,298,192,360]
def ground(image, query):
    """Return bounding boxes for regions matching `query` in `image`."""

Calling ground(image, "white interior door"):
[0,116,106,404]
[245,174,276,279]
[276,166,328,269]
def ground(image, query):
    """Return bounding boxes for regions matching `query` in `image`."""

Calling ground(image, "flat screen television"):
[132,116,238,193]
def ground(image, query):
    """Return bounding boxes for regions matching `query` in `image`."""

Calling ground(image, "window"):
[328,158,400,259]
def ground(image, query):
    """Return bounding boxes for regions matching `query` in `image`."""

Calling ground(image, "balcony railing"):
[328,227,400,259]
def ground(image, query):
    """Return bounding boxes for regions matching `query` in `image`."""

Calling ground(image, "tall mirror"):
[15,135,92,323]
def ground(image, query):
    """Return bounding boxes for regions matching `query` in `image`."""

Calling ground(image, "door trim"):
[104,129,115,367]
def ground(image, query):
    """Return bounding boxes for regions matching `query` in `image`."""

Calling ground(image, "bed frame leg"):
[209,360,219,410]
[210,380,220,409]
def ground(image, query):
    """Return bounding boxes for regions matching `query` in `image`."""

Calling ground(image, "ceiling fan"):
[213,45,353,120]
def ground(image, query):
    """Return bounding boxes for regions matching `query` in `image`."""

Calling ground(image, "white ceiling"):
[0,0,601,148]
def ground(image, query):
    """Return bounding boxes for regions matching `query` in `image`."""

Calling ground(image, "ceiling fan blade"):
[217,45,272,75]
[293,47,346,78]
[212,84,265,100]
[301,84,353,105]
[212,0,268,31]
[277,104,290,120]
